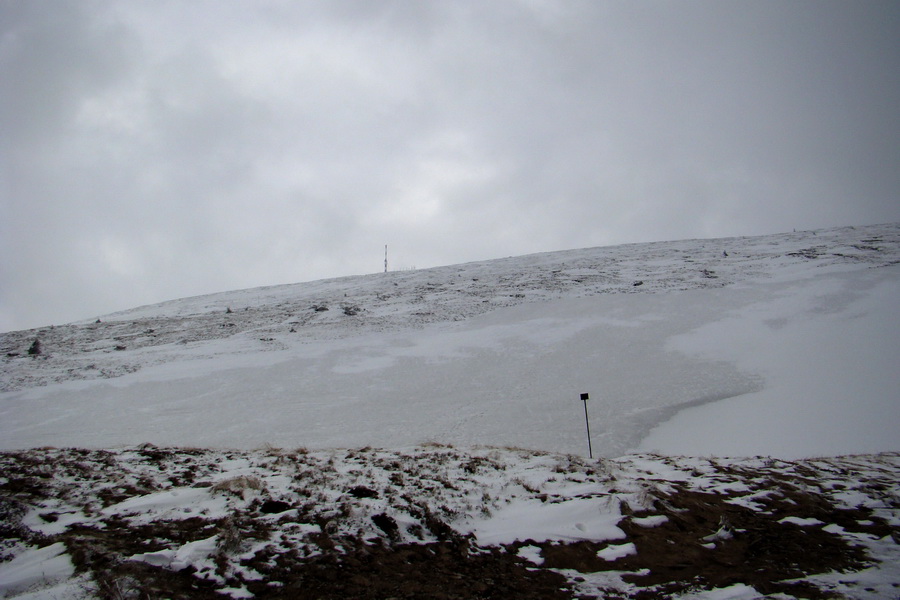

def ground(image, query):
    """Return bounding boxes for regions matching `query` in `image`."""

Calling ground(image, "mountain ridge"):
[3,223,898,394]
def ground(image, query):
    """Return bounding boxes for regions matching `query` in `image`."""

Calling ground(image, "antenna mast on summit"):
[384,245,388,273]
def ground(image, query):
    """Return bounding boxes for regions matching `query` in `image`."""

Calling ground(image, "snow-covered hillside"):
[2,224,899,600]
[1,224,899,457]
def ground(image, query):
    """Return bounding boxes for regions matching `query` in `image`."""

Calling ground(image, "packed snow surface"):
[2,224,899,458]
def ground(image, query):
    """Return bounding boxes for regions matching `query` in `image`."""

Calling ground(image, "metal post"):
[580,392,593,458]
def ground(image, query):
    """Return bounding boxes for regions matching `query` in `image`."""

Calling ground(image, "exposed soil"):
[538,485,876,600]
[1,447,898,599]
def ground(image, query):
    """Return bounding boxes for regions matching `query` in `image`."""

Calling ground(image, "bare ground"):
[1,447,898,599]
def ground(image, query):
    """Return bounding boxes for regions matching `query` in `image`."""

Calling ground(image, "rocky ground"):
[2,445,898,599]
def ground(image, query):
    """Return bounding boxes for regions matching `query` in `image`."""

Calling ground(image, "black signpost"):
[580,392,593,458]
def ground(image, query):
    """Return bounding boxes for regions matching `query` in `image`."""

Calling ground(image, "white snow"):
[128,535,218,570]
[21,506,90,536]
[516,544,544,565]
[2,225,897,460]
[467,496,626,545]
[674,584,768,600]
[0,543,75,598]
[639,268,900,458]
[597,542,637,561]
[630,514,668,528]
[779,516,824,527]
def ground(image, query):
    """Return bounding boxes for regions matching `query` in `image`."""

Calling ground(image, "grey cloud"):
[0,1,136,145]
[2,0,899,331]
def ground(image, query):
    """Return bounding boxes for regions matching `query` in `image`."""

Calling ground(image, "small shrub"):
[259,499,292,514]
[371,513,400,541]
[348,485,379,499]
[512,477,540,495]
[97,575,143,600]
[212,475,264,494]
[216,518,242,554]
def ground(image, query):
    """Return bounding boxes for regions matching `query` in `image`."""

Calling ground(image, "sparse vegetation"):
[211,475,265,495]
[1,446,897,599]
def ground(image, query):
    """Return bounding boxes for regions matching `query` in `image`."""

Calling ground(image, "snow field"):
[2,224,899,459]
[2,224,900,598]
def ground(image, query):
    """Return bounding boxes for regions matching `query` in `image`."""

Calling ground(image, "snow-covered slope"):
[1,224,899,457]
[2,225,900,600]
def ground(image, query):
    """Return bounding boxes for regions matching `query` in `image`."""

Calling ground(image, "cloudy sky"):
[2,0,899,332]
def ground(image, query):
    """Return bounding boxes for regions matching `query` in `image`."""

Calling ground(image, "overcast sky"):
[2,0,899,332]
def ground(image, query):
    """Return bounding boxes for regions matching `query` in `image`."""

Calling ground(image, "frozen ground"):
[2,224,899,599]
[1,445,898,599]
[1,224,899,458]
